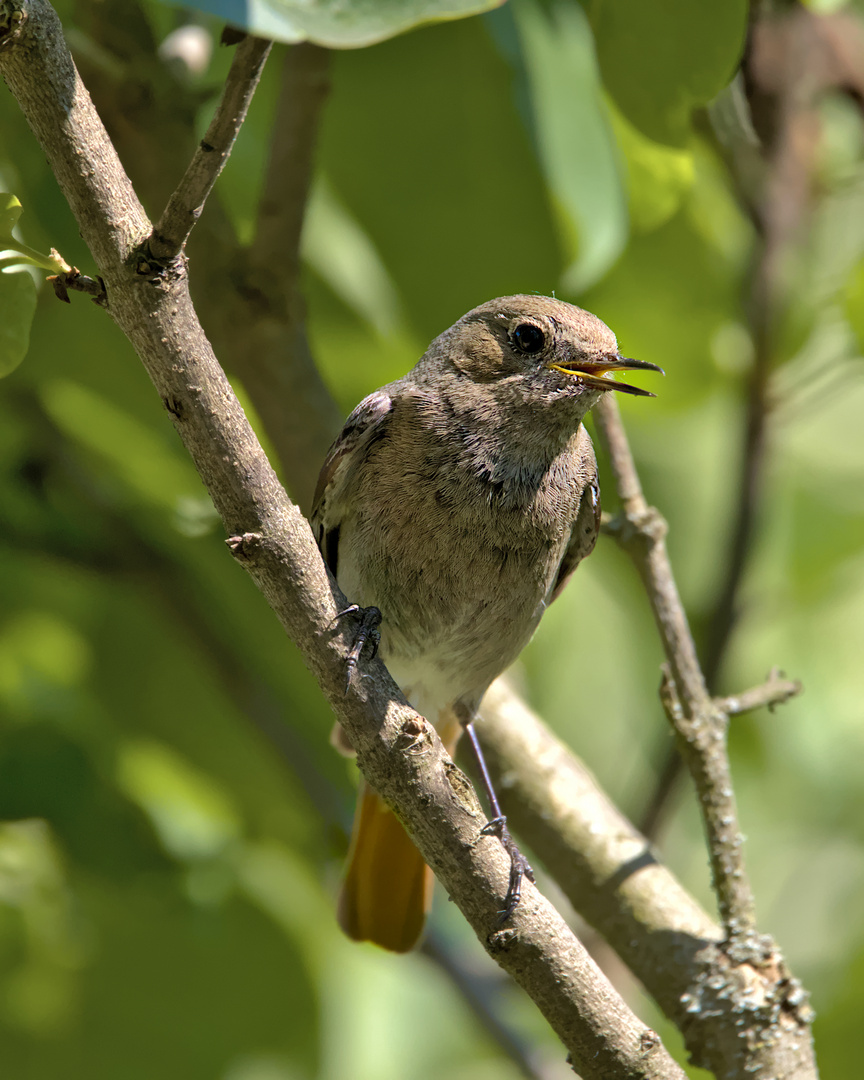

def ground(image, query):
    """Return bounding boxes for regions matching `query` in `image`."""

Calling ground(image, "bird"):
[311,295,661,952]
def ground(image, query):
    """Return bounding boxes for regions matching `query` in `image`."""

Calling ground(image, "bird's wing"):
[311,389,394,577]
[549,476,601,604]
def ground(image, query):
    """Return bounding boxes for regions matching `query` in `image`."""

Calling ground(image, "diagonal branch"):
[0,4,687,1077]
[475,680,813,1080]
[590,395,815,1075]
[642,6,864,835]
[150,33,272,260]
[595,395,758,941]
[202,42,342,510]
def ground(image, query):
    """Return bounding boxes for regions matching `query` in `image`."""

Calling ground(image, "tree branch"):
[592,392,815,1074]
[150,33,272,260]
[203,42,343,510]
[64,18,341,509]
[476,680,815,1080]
[716,669,802,717]
[596,396,758,940]
[0,4,688,1076]
[641,5,863,835]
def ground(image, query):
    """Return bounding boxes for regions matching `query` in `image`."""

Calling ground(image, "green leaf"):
[0,193,23,238]
[302,177,404,336]
[0,192,70,273]
[156,0,506,47]
[606,99,694,234]
[0,270,37,377]
[589,0,748,146]
[844,258,864,351]
[510,0,628,291]
[39,379,199,507]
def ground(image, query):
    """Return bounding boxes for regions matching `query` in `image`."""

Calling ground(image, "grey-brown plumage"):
[312,295,661,951]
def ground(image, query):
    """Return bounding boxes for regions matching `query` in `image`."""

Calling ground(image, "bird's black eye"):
[512,323,546,355]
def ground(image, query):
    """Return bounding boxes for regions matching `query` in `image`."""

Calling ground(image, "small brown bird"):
[312,295,661,952]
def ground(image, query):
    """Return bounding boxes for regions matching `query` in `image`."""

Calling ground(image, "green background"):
[1,1,863,1077]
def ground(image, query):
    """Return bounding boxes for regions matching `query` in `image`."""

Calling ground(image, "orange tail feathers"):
[337,709,462,952]
[337,782,433,952]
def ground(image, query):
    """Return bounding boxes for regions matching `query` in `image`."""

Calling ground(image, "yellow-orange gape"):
[311,295,661,951]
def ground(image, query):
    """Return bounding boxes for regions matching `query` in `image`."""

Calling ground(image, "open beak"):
[547,354,665,397]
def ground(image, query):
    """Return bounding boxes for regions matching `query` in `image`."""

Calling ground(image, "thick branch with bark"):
[477,681,814,1080]
[0,4,687,1077]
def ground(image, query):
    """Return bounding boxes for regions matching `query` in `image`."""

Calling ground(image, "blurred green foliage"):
[1,1,864,1078]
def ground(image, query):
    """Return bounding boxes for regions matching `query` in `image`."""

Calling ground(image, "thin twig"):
[716,669,802,716]
[642,6,863,834]
[205,43,342,511]
[150,35,272,260]
[595,395,758,943]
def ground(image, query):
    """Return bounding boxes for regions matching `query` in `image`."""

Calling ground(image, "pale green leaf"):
[511,0,628,291]
[157,0,506,47]
[302,178,404,336]
[0,193,23,238]
[0,270,37,377]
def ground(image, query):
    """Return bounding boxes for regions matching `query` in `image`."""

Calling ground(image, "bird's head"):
[437,295,662,407]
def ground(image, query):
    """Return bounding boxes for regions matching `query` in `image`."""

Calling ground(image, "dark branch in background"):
[150,34,272,260]
[639,5,864,838]
[0,6,690,1077]
[421,934,562,1080]
[203,43,343,511]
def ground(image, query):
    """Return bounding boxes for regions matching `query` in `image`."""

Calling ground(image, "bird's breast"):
[334,432,592,706]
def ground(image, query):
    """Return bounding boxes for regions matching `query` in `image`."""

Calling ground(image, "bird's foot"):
[333,604,382,694]
[480,815,535,924]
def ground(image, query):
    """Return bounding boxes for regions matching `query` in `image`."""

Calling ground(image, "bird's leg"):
[333,604,382,694]
[462,719,535,924]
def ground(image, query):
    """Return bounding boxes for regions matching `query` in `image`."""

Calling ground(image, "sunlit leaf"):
[589,0,748,146]
[116,740,241,861]
[0,193,23,237]
[607,99,694,234]
[157,0,506,47]
[843,258,864,350]
[39,379,199,508]
[508,0,628,291]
